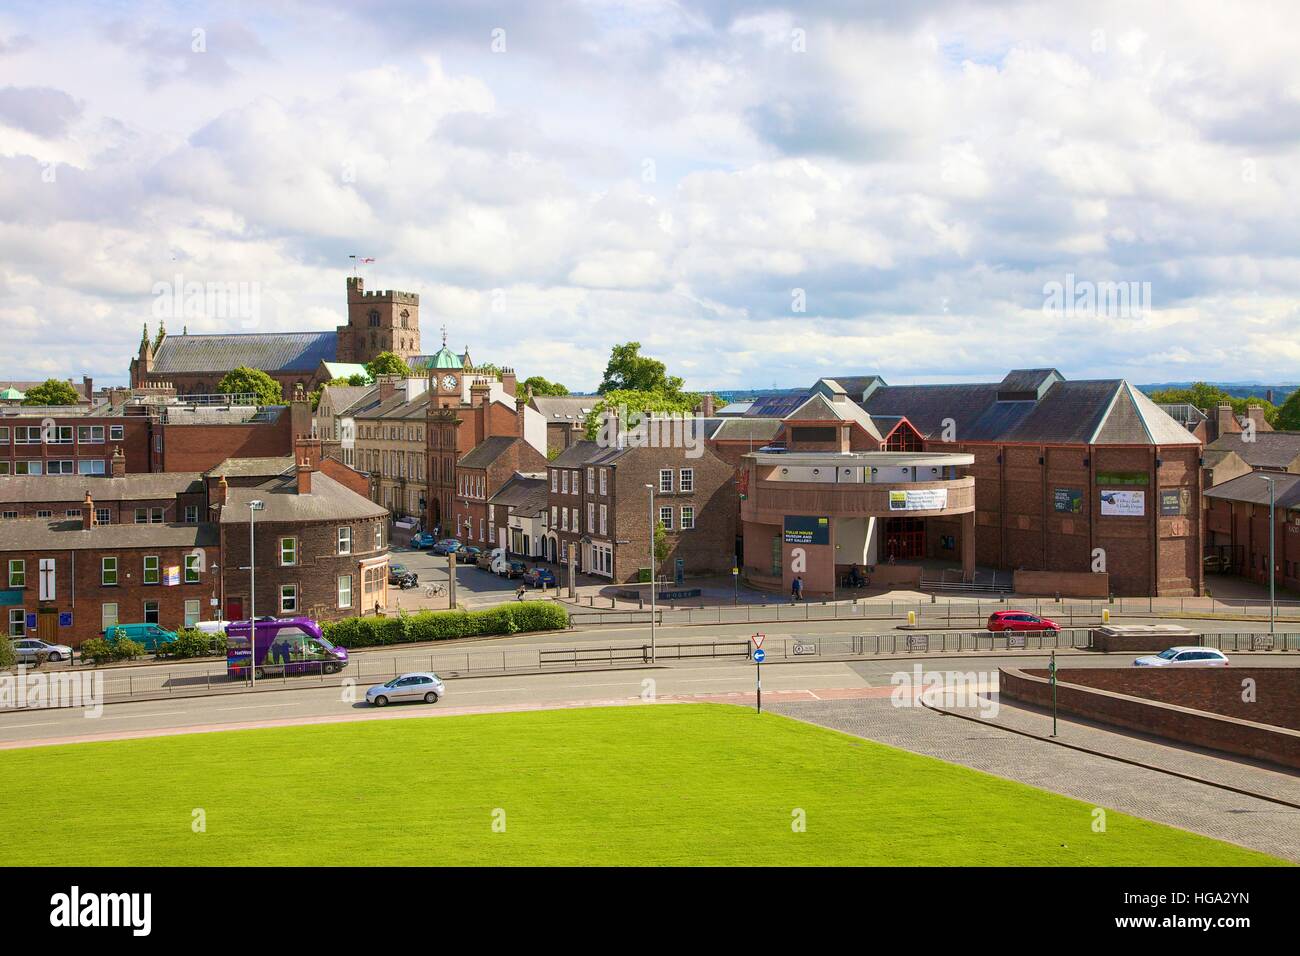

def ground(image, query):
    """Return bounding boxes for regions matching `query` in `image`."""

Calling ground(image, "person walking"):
[791,575,803,602]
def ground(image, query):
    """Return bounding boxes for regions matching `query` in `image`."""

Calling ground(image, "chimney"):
[1216,403,1240,437]
[81,491,95,530]
[110,445,126,477]
[215,475,229,508]
[470,381,491,408]
[516,397,528,439]
[1247,405,1272,433]
[294,436,322,470]
[1266,388,1275,405]
[501,367,517,398]
[699,393,715,417]
[82,375,93,403]
[378,374,400,403]
[297,456,312,495]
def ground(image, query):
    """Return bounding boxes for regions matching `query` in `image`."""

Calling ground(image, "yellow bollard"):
[908,610,916,625]
[1102,608,1110,623]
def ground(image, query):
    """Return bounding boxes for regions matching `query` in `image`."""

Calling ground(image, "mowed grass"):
[0,704,1285,866]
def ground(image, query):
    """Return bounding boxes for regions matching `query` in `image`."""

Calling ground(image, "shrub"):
[0,638,14,670]
[164,629,227,660]
[79,638,116,664]
[321,602,568,649]
[114,638,145,661]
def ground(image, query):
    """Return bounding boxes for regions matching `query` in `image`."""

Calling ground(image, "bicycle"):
[423,583,448,598]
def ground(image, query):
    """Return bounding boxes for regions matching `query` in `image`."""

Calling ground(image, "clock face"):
[441,374,458,390]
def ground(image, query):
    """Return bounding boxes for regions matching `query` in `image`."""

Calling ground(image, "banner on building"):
[1100,490,1145,516]
[163,566,181,586]
[1159,489,1187,516]
[1053,488,1083,514]
[783,515,830,545]
[888,488,949,511]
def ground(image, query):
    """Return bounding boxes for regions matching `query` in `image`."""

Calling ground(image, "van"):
[191,621,228,636]
[105,623,179,652]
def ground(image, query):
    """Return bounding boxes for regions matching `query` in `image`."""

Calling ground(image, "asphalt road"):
[4,651,1297,747]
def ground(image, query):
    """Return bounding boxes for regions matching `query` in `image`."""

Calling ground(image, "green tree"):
[365,351,411,379]
[216,366,283,406]
[1275,390,1300,431]
[583,388,701,440]
[0,636,14,670]
[1148,382,1278,427]
[523,375,569,396]
[21,379,81,406]
[653,520,670,564]
[598,342,683,395]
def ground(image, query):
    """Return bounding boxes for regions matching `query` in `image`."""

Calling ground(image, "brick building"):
[528,394,597,454]
[453,437,547,549]
[544,436,737,583]
[487,473,549,558]
[1204,472,1300,588]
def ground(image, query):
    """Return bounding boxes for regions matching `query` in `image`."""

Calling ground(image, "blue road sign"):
[753,648,766,663]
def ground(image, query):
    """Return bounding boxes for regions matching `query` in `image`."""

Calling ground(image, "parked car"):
[458,545,482,561]
[498,559,527,579]
[11,638,74,663]
[523,567,556,589]
[986,610,1060,634]
[388,563,418,588]
[1134,647,1230,667]
[411,532,436,549]
[365,672,446,707]
[431,538,463,556]
[475,550,496,571]
[105,623,178,652]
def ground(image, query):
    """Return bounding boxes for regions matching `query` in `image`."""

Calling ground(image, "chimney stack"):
[699,393,715,417]
[470,381,491,407]
[1246,405,1272,434]
[1215,403,1240,438]
[377,374,400,403]
[82,375,93,403]
[81,491,95,530]
[215,475,229,508]
[294,436,322,470]
[110,445,126,477]
[501,367,517,398]
[297,456,312,495]
[516,397,528,439]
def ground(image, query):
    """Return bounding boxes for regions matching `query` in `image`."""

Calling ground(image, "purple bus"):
[226,617,349,679]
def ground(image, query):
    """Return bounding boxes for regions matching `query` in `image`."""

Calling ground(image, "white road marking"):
[210,702,309,712]
[99,711,186,721]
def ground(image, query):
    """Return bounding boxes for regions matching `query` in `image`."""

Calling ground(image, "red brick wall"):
[999,666,1300,768]
[159,416,293,473]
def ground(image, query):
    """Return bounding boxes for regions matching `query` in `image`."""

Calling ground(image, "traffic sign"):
[753,648,766,663]
[751,633,764,649]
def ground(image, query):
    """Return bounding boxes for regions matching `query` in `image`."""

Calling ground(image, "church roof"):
[150,332,338,375]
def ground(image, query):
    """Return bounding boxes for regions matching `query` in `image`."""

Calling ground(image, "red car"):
[987,610,1060,634]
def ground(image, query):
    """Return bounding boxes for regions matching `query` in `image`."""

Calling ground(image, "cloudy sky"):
[1,0,1298,392]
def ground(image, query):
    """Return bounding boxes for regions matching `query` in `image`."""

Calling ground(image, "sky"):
[1,0,1298,392]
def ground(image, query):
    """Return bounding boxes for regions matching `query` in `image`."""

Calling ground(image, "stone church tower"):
[335,276,421,364]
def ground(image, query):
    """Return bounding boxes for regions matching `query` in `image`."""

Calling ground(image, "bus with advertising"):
[226,617,349,679]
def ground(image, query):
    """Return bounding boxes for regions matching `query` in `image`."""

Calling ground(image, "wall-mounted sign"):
[1095,471,1149,485]
[783,515,830,545]
[1160,490,1185,516]
[888,488,949,511]
[163,566,181,586]
[59,612,73,627]
[1053,488,1083,514]
[1100,490,1145,516]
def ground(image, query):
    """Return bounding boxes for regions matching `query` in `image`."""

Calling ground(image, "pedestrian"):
[516,584,526,601]
[791,575,803,602]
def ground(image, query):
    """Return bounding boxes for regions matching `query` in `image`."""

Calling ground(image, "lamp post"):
[1258,475,1276,638]
[248,499,265,686]
[645,482,656,663]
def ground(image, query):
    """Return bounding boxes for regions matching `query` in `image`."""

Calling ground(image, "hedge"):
[159,629,228,660]
[80,637,145,665]
[321,602,568,649]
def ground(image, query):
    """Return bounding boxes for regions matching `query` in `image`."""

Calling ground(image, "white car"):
[1134,646,1230,667]
[12,638,74,663]
[365,672,446,707]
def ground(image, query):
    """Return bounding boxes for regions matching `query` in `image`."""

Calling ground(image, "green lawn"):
[0,704,1284,866]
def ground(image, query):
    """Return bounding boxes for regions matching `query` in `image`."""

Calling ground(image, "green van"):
[105,623,178,652]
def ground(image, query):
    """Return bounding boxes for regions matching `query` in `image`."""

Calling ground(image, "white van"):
[191,620,228,635]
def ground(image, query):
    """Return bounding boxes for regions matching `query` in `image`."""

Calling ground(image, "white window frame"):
[659,469,673,493]
[680,468,694,493]
[280,537,297,566]
[338,574,353,609]
[659,506,673,530]
[101,602,118,631]
[184,553,201,583]
[101,556,118,586]
[8,607,25,637]
[143,555,160,585]
[681,505,695,530]
[7,559,24,588]
[184,600,201,628]
[280,584,298,614]
[338,526,352,555]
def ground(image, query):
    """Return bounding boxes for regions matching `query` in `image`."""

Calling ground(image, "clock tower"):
[429,326,465,408]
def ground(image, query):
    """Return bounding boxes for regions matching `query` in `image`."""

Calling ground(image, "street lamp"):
[1258,475,1276,637]
[645,482,656,662]
[248,499,265,686]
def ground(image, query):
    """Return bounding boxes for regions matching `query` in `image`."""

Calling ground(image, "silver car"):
[366,672,446,707]
[12,638,74,663]
[1133,646,1230,667]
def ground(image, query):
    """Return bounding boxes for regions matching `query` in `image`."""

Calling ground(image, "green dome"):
[431,346,461,369]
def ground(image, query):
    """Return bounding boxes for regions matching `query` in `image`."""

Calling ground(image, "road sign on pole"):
[752,647,765,663]
[753,647,764,714]
[1048,650,1058,738]
[752,633,764,650]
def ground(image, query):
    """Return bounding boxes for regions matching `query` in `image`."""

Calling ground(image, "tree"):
[1148,382,1278,427]
[653,520,670,564]
[1276,390,1300,431]
[365,351,411,380]
[21,379,80,406]
[583,388,701,440]
[0,636,14,670]
[598,342,683,395]
[216,366,283,406]
[523,375,569,396]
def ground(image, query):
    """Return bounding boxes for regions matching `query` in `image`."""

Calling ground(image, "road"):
[3,651,1297,748]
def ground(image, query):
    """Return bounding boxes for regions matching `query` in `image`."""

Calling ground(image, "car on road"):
[986,610,1060,634]
[11,638,74,663]
[388,563,418,588]
[498,559,527,579]
[522,566,556,588]
[1134,646,1230,667]
[431,538,463,556]
[366,672,446,706]
[458,544,482,560]
[105,622,178,652]
[475,550,496,571]
[411,532,436,549]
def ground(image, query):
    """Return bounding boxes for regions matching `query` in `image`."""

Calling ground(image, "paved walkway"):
[768,694,1300,862]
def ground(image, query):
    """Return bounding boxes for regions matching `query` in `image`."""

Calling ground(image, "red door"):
[226,599,243,621]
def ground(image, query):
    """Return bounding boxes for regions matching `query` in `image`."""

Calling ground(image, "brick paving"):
[768,694,1300,862]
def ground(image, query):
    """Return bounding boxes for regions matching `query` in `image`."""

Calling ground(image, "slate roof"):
[1204,472,1300,509]
[529,395,597,422]
[317,385,373,417]
[0,380,92,400]
[549,440,604,468]
[459,435,522,470]
[1204,431,1300,469]
[220,471,387,523]
[487,473,549,517]
[150,332,338,375]
[0,518,219,552]
[787,391,883,441]
[0,473,204,503]
[702,418,783,442]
